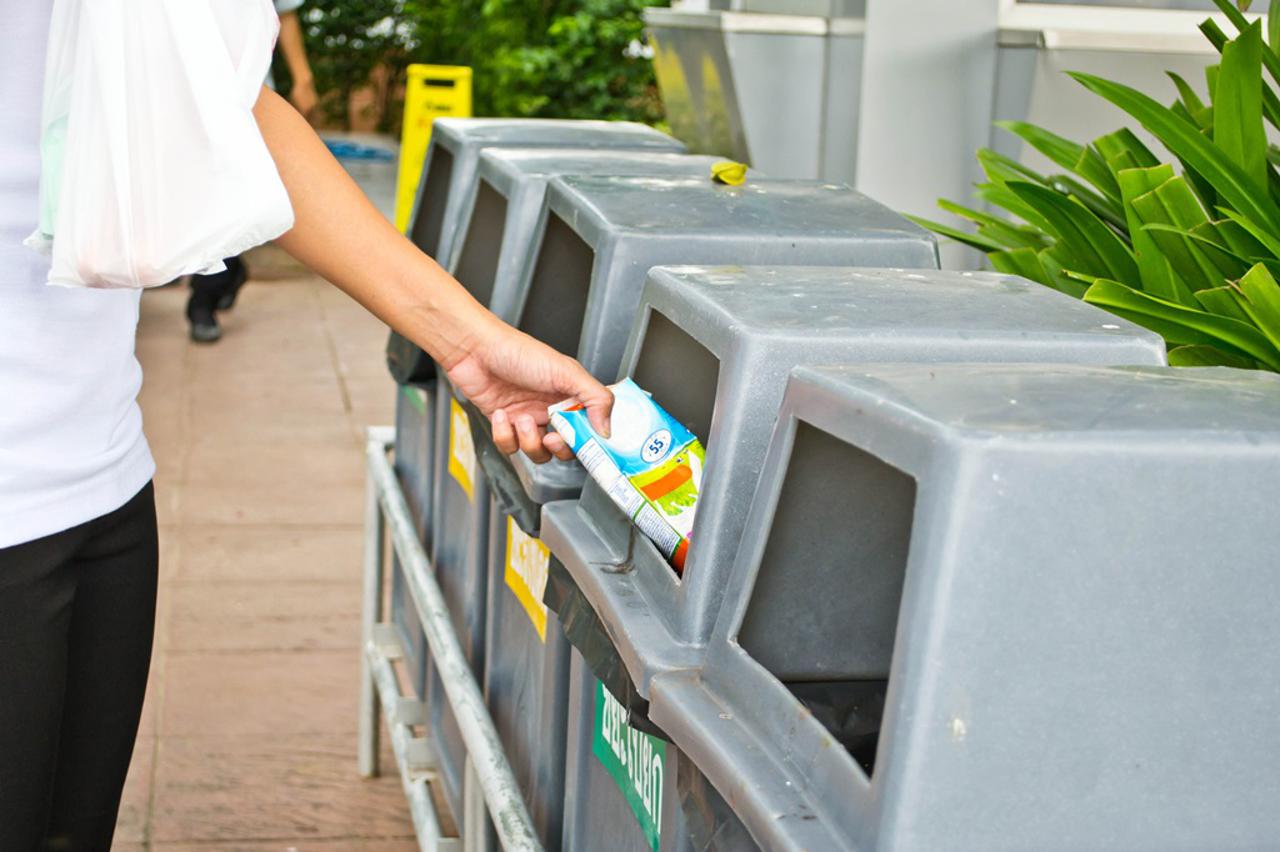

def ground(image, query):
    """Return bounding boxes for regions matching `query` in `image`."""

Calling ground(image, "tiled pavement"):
[117,245,417,850]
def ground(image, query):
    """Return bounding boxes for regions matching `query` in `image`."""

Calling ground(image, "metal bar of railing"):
[362,429,543,852]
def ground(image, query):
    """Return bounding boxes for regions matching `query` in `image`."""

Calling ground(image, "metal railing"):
[359,427,543,852]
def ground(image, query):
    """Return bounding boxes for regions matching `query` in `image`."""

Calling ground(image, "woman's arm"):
[253,87,610,461]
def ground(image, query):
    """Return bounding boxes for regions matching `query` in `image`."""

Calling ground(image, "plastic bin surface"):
[462,149,737,323]
[561,647,703,852]
[540,265,1167,701]
[506,180,940,522]
[414,119,685,277]
[387,118,686,384]
[650,363,1280,851]
[483,495,571,850]
[423,375,490,825]
[390,383,433,698]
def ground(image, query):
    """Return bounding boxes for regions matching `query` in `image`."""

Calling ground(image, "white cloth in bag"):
[27,0,295,289]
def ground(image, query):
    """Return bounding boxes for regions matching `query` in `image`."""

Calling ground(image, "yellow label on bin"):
[395,64,473,232]
[504,516,550,642]
[448,397,476,501]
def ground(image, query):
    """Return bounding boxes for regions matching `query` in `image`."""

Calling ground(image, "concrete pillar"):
[857,0,1002,267]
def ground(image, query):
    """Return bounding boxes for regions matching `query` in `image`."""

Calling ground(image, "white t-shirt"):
[0,2,155,548]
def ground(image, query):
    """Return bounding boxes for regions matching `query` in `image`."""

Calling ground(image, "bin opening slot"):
[409,144,454,260]
[517,211,595,359]
[453,177,507,308]
[737,420,916,777]
[630,309,719,448]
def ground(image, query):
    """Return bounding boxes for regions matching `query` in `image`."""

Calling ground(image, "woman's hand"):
[444,321,613,463]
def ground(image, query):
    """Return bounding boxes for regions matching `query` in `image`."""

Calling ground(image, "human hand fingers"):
[492,409,518,455]
[516,414,552,464]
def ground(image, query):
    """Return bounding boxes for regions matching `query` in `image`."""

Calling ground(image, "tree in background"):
[277,0,667,130]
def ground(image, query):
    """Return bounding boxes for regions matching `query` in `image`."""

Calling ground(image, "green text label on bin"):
[593,681,665,851]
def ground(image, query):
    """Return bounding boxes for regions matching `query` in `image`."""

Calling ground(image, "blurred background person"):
[185,0,318,343]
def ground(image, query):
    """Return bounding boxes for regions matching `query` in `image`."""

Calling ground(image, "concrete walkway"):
[117,246,416,849]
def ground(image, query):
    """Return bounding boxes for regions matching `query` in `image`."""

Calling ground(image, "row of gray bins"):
[384,118,1280,852]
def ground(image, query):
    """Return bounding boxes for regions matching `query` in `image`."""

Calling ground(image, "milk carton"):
[549,379,704,573]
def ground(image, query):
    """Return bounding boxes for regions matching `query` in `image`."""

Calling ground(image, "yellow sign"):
[448,397,476,501]
[396,64,473,232]
[505,516,550,642]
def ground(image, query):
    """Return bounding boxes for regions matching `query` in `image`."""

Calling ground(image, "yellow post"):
[396,64,473,232]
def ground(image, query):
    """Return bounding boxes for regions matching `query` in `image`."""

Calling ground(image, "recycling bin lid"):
[433,117,686,150]
[649,361,1280,852]
[545,176,927,244]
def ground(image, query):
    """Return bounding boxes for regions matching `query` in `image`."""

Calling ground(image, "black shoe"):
[186,277,223,344]
[215,255,249,311]
[186,299,221,343]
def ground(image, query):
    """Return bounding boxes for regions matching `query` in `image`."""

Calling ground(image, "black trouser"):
[0,483,158,851]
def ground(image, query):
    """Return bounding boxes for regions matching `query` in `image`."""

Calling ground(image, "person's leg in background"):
[186,254,249,343]
[0,483,159,850]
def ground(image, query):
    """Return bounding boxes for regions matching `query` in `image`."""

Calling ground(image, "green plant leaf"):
[1211,0,1280,91]
[1215,22,1269,194]
[1072,71,1280,232]
[975,183,1058,235]
[977,148,1051,186]
[1116,165,1184,302]
[1229,261,1280,351]
[1144,223,1252,281]
[1051,175,1128,232]
[1167,343,1258,367]
[1007,180,1138,282]
[1203,215,1272,256]
[1270,0,1280,53]
[1040,249,1091,298]
[1202,15,1280,130]
[989,247,1052,287]
[1196,284,1255,321]
[937,199,1052,250]
[995,121,1084,173]
[1094,128,1160,173]
[1219,206,1280,255]
[907,214,1006,253]
[1127,170,1219,293]
[1168,71,1207,114]
[996,120,1121,202]
[1084,277,1280,367]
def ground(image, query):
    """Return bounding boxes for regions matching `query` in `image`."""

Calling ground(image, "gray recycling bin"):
[431,181,937,833]
[560,646,704,852]
[539,265,1167,708]
[411,119,687,271]
[448,149,748,850]
[390,383,433,697]
[386,119,687,386]
[457,149,740,324]
[649,363,1280,851]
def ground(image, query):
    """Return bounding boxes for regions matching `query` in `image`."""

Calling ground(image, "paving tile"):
[177,481,362,527]
[170,526,362,585]
[153,841,418,851]
[165,581,360,653]
[159,651,359,739]
[150,733,413,843]
[183,437,364,488]
[115,734,155,843]
[132,258,418,843]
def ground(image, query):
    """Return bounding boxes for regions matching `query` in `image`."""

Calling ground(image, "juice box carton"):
[549,378,704,573]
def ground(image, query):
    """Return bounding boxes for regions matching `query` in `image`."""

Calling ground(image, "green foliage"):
[916,0,1280,372]
[282,0,667,129]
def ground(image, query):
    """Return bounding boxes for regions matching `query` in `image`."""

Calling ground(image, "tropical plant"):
[280,0,667,130]
[915,0,1280,371]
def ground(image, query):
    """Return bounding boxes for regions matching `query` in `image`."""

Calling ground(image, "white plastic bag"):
[27,0,295,289]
